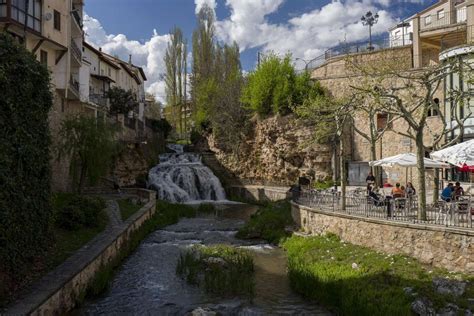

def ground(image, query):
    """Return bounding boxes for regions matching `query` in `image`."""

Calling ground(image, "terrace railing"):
[293,190,473,230]
[420,7,467,31]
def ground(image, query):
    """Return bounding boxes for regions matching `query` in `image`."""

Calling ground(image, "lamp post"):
[295,57,310,72]
[361,11,379,51]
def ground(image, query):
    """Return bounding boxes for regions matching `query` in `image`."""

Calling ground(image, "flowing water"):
[79,145,328,315]
[147,145,227,203]
[80,206,329,315]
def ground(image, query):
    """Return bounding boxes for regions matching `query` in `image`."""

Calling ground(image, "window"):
[40,50,48,66]
[437,9,445,20]
[0,0,7,18]
[108,68,111,76]
[54,10,60,31]
[425,15,432,25]
[428,98,440,117]
[376,113,392,131]
[10,0,42,32]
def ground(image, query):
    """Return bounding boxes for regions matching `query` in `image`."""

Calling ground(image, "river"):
[79,204,328,315]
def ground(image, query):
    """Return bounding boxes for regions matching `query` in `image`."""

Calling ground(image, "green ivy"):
[0,33,54,292]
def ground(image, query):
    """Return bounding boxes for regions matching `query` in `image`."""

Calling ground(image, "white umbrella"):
[369,153,450,168]
[430,139,474,167]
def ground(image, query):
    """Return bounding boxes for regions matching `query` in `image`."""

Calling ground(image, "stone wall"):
[292,202,474,273]
[6,190,157,315]
[228,185,291,202]
[311,46,445,188]
[197,114,333,186]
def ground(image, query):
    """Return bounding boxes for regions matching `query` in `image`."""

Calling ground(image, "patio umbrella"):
[369,153,450,186]
[430,139,474,167]
[369,153,450,168]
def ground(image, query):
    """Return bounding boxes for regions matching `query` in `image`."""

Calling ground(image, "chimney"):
[129,54,132,65]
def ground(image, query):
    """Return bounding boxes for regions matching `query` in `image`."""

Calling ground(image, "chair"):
[393,197,407,218]
[435,200,451,225]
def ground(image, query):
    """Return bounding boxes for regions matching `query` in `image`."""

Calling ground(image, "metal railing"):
[72,9,82,28]
[293,190,473,230]
[70,40,82,62]
[302,36,409,72]
[89,94,109,107]
[69,75,79,95]
[420,7,467,31]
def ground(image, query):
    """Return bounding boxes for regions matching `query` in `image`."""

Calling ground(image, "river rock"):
[412,297,435,315]
[204,257,227,267]
[433,278,466,297]
[190,307,217,316]
[436,303,460,316]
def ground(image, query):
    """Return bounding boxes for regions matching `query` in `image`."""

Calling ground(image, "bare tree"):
[350,54,474,219]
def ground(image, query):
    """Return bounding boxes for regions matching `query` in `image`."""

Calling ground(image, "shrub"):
[0,33,54,290]
[54,194,107,230]
[176,245,254,297]
[236,201,293,244]
[149,118,172,139]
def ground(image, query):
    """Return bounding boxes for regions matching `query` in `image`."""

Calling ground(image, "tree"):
[350,54,474,219]
[191,4,216,128]
[295,94,353,210]
[107,87,138,115]
[57,116,120,193]
[0,33,53,291]
[242,53,324,117]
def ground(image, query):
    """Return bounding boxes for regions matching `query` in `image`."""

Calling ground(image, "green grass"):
[176,245,255,298]
[236,201,293,244]
[84,200,196,299]
[282,234,474,315]
[117,199,142,220]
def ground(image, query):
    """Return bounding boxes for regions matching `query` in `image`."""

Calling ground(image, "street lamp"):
[295,57,310,72]
[361,11,379,51]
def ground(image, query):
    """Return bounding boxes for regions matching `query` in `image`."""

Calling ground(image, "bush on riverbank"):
[54,193,107,230]
[236,201,293,244]
[283,234,474,315]
[85,201,196,298]
[176,245,254,297]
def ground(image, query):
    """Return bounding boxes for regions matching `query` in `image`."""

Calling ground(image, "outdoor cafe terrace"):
[293,188,474,230]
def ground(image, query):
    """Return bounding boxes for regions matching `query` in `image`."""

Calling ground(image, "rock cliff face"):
[197,114,333,185]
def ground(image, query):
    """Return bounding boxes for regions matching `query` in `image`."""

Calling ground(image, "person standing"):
[366,171,376,184]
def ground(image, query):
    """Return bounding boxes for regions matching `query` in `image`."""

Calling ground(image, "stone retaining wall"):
[292,202,474,273]
[228,185,291,202]
[6,190,157,315]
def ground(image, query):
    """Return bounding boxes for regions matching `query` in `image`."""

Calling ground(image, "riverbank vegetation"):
[236,201,293,244]
[283,234,474,315]
[84,201,196,299]
[176,245,254,298]
[0,33,54,307]
[117,198,143,221]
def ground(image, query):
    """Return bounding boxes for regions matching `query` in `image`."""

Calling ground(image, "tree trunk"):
[370,140,378,187]
[340,136,346,210]
[415,132,427,220]
[433,168,440,203]
[78,165,87,194]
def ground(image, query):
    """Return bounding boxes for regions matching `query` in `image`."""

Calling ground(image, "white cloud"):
[83,14,170,103]
[211,0,400,65]
[195,0,217,14]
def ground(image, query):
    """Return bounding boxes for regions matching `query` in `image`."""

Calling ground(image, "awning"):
[369,153,450,168]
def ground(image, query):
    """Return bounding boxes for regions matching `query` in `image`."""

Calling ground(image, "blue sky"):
[83,0,436,102]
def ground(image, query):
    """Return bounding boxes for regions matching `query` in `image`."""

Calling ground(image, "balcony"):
[69,75,80,99]
[0,0,42,33]
[420,7,467,32]
[89,94,109,107]
[72,9,82,28]
[70,40,82,65]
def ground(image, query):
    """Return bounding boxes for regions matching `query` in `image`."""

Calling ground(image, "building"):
[310,0,474,186]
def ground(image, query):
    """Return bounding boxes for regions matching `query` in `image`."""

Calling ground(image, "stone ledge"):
[293,201,474,237]
[6,189,157,316]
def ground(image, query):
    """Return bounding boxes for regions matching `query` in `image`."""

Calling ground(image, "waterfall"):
[147,145,227,203]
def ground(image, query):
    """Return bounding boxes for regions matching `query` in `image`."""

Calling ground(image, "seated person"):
[441,183,454,202]
[391,183,404,198]
[367,184,384,206]
[454,182,465,200]
[405,182,416,196]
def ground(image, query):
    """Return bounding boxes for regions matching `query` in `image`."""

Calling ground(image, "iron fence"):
[293,190,473,230]
[420,7,467,31]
